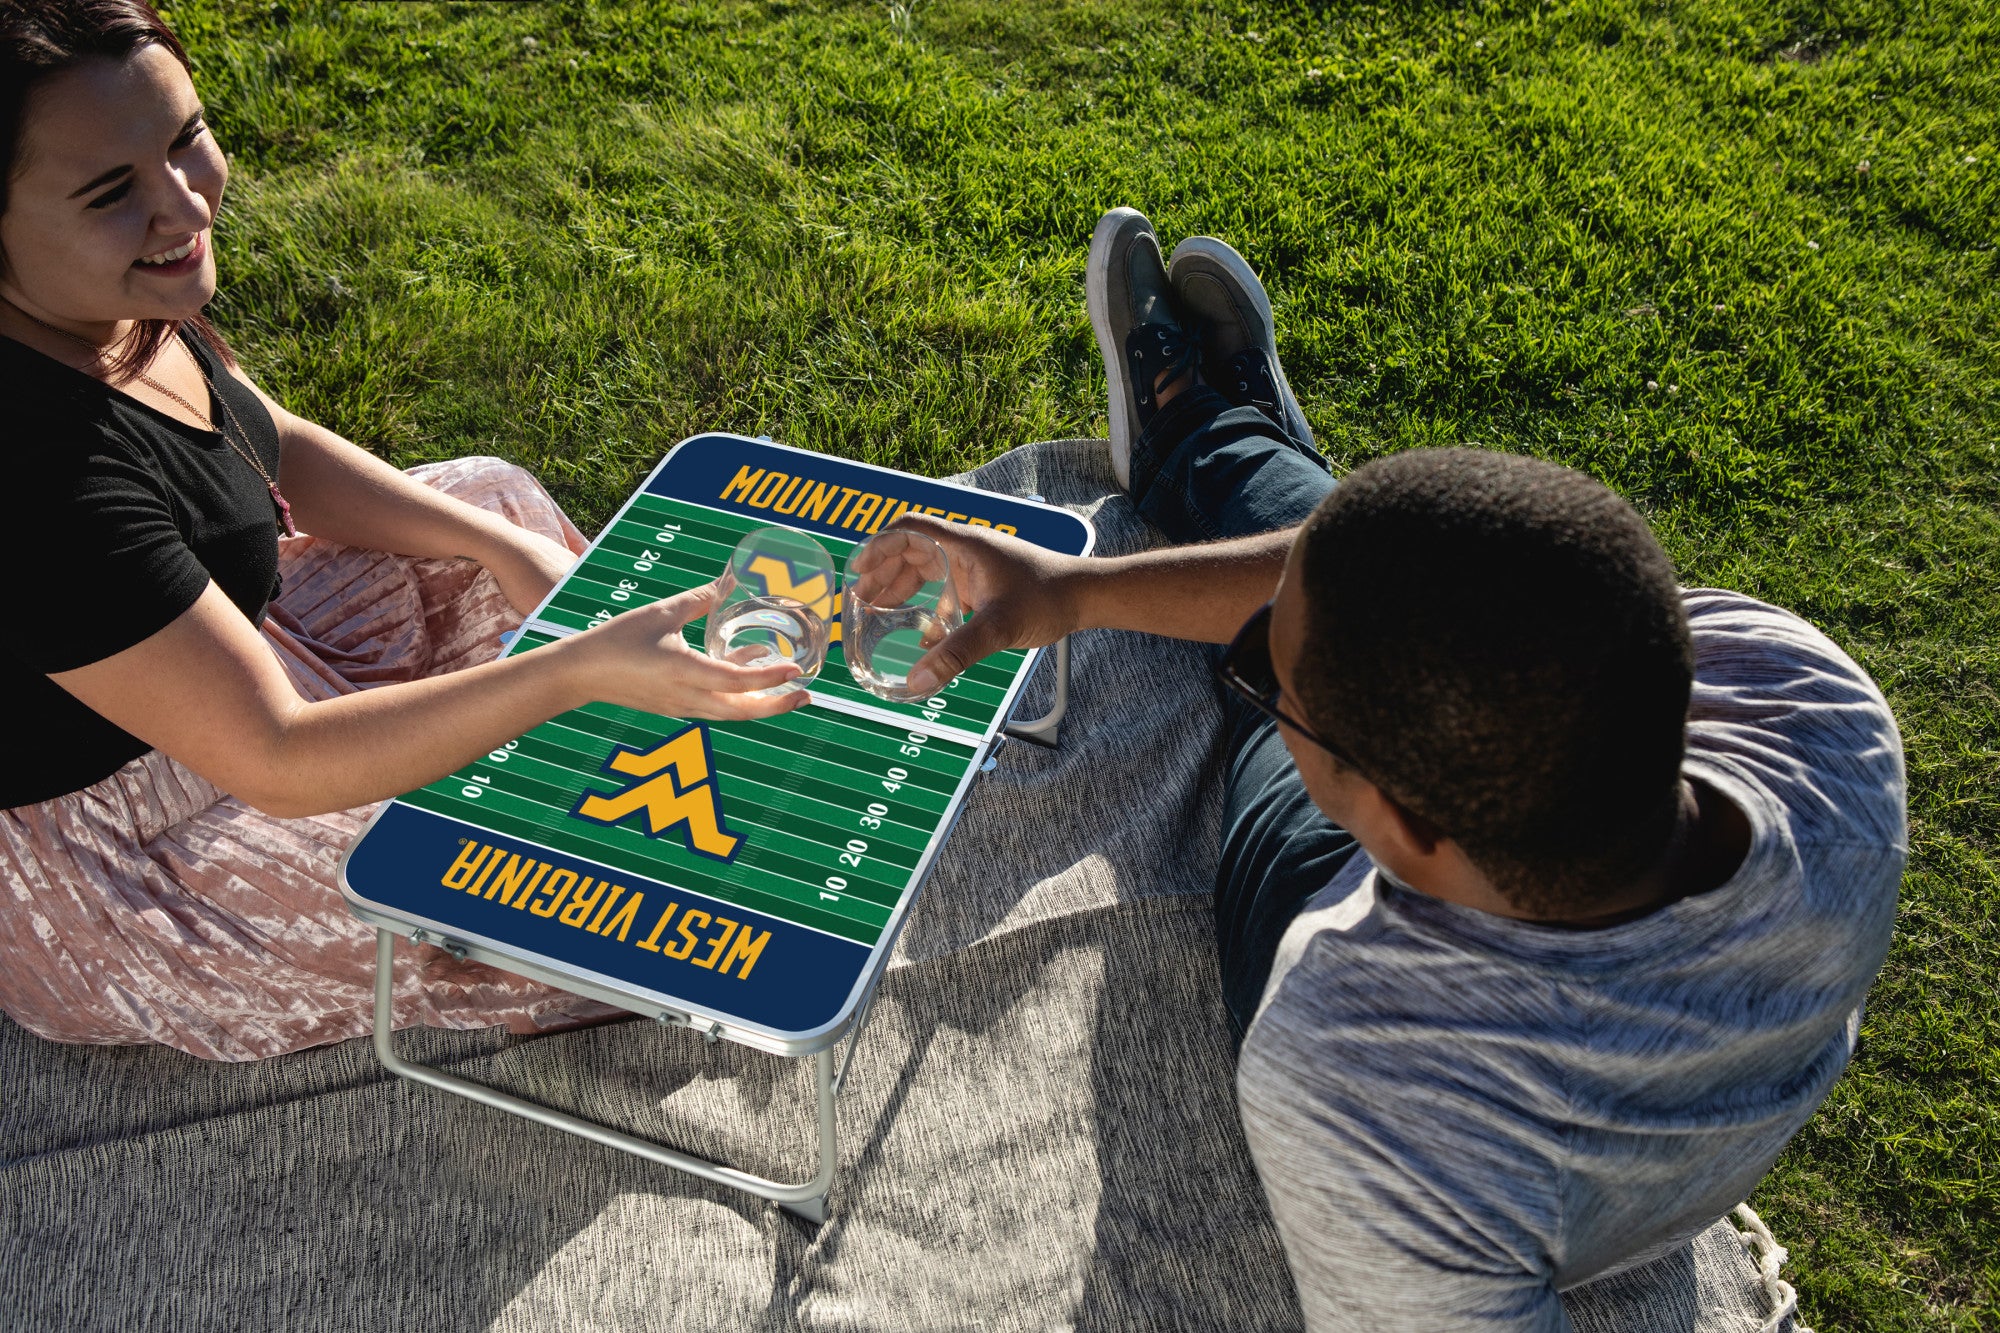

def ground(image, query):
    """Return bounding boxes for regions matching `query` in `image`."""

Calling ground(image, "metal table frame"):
[364,639,1071,1224]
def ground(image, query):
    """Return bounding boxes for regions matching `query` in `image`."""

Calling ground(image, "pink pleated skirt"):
[0,457,618,1061]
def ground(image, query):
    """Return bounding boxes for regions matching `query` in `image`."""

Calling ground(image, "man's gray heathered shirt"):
[1236,590,1905,1331]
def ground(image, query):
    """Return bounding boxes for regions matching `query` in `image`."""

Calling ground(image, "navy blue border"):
[347,803,871,1035]
[651,436,1092,556]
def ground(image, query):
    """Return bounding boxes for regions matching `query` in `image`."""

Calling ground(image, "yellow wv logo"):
[747,554,842,643]
[572,725,744,862]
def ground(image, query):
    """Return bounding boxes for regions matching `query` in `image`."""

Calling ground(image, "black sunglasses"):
[1213,601,1359,769]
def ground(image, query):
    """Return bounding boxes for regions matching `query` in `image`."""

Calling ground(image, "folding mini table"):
[340,434,1094,1221]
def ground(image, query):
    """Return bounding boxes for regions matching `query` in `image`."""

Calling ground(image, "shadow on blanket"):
[0,441,1790,1332]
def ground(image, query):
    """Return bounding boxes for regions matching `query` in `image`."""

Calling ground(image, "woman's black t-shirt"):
[1,329,285,807]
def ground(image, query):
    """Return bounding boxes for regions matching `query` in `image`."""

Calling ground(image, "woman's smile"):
[133,229,206,276]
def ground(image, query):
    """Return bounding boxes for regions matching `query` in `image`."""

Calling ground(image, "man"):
[891,208,1904,1329]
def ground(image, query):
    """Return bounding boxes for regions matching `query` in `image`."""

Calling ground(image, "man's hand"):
[886,514,1086,696]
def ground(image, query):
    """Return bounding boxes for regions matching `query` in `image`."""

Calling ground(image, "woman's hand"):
[553,580,810,721]
[478,527,582,618]
[884,513,1087,696]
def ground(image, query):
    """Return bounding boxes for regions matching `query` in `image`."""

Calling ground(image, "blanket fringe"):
[1732,1203,1811,1333]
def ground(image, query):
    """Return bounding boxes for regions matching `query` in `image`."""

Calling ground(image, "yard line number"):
[821,729,928,904]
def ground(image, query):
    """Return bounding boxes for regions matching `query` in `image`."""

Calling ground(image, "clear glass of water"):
[843,529,963,701]
[704,526,836,696]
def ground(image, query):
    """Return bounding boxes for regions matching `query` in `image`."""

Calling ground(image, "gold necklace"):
[10,307,296,537]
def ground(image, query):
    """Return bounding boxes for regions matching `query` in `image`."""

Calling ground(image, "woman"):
[0,0,802,1060]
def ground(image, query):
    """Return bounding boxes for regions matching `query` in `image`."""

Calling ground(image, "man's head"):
[1269,448,1693,919]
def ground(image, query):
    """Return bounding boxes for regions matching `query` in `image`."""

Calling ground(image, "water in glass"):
[705,526,837,696]
[704,593,826,696]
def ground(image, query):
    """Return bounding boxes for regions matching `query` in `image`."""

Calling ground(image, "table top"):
[340,434,1094,1054]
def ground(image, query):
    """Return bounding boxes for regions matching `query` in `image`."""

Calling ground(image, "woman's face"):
[0,41,226,332]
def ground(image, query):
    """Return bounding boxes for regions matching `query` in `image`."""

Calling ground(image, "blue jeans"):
[1129,388,1361,1049]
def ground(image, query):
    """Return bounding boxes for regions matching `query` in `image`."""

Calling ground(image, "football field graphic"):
[342,435,1094,1049]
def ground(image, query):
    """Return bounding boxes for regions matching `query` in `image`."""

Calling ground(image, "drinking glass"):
[843,529,963,701]
[704,526,836,695]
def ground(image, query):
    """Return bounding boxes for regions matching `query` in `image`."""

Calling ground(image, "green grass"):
[166,0,1996,1325]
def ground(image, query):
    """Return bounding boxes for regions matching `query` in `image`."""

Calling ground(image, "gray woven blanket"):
[0,440,1790,1331]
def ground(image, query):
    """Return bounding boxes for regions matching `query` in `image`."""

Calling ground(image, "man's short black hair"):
[1292,448,1693,917]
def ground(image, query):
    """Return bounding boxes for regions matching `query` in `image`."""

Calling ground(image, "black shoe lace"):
[1128,320,1202,410]
[1223,348,1280,414]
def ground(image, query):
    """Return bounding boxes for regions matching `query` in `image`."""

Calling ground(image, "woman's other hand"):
[553,580,809,721]
[479,527,581,618]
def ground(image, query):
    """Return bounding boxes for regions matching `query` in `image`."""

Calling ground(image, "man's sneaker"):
[1167,236,1320,458]
[1086,207,1198,489]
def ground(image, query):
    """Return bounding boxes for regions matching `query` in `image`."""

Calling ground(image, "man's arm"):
[888,512,1296,696]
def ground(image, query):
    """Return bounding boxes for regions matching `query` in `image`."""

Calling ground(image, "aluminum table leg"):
[1004,635,1071,747]
[370,929,835,1222]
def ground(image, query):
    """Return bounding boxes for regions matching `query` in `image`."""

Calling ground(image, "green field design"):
[529,493,1028,741]
[396,494,1039,948]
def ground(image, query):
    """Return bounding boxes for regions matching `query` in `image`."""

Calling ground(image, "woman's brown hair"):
[0,0,234,377]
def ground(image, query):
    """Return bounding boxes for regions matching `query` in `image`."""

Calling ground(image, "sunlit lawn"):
[174,1,1998,1325]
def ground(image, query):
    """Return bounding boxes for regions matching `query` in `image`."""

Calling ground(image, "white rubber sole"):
[1086,207,1150,489]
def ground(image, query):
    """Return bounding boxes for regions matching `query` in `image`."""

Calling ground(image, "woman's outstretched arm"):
[50,580,802,818]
